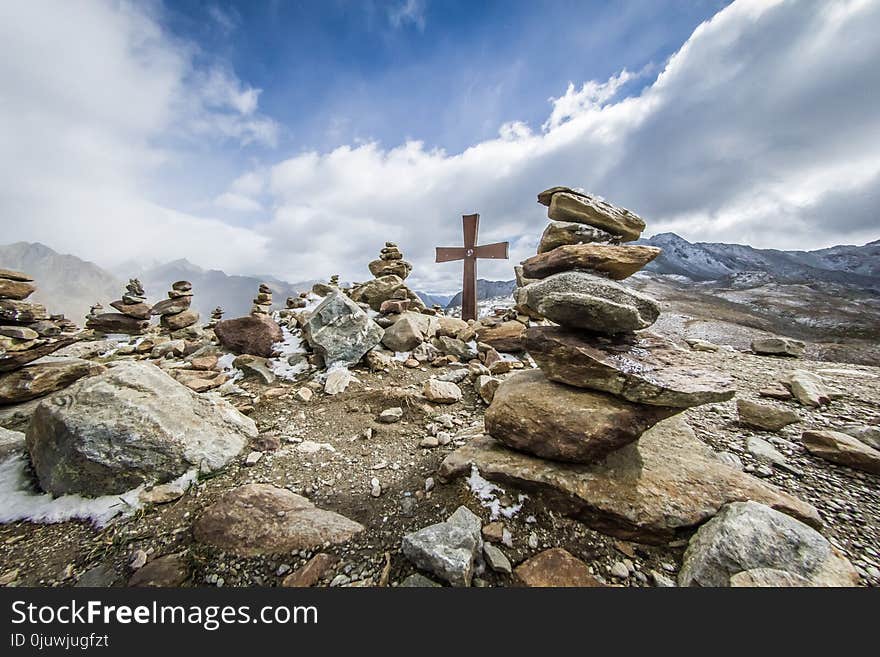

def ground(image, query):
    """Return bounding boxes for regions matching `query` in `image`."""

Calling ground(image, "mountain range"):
[1,233,877,326]
[637,233,880,289]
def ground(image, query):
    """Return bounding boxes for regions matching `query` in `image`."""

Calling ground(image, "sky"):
[1,0,878,293]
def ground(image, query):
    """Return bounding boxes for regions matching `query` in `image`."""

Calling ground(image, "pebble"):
[370,477,381,497]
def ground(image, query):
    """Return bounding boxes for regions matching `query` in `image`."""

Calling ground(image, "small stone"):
[130,550,148,570]
[422,379,463,404]
[244,451,263,466]
[483,543,512,574]
[378,407,404,423]
[609,561,630,579]
[370,477,382,497]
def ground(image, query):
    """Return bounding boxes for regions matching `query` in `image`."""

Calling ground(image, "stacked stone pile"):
[151,281,199,332]
[85,278,151,335]
[209,307,224,326]
[440,188,837,566]
[350,243,425,313]
[251,283,273,316]
[1,267,98,405]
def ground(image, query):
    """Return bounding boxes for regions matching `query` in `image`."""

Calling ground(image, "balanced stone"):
[485,369,677,463]
[369,242,413,279]
[0,268,33,282]
[538,220,619,253]
[521,244,661,280]
[0,278,36,301]
[151,296,191,316]
[542,190,646,242]
[439,415,821,544]
[0,299,49,324]
[525,327,735,407]
[151,281,198,331]
[520,271,660,333]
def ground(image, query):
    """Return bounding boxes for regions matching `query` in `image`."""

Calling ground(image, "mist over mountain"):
[0,242,120,322]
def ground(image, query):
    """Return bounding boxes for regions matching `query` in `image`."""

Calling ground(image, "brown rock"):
[521,244,661,280]
[548,192,646,242]
[250,433,282,452]
[180,373,227,393]
[281,553,338,587]
[439,415,821,544]
[537,220,619,253]
[127,553,189,587]
[85,313,149,335]
[525,327,735,408]
[150,296,191,316]
[515,548,603,587]
[801,430,880,475]
[0,337,74,373]
[485,369,676,463]
[193,484,365,556]
[0,268,33,282]
[190,355,219,371]
[160,309,199,330]
[0,359,105,405]
[422,379,463,404]
[214,315,283,358]
[759,384,793,400]
[0,279,36,301]
[369,259,412,279]
[737,399,800,432]
[476,321,525,353]
[0,325,39,340]
[379,299,410,314]
[0,299,49,324]
[110,300,152,319]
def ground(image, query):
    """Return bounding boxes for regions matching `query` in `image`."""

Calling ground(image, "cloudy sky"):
[1,0,878,293]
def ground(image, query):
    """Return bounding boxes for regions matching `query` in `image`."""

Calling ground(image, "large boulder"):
[25,362,256,496]
[522,271,660,333]
[214,314,284,358]
[440,415,821,544]
[521,244,661,280]
[381,314,426,352]
[302,292,383,367]
[485,369,676,463]
[678,501,858,587]
[542,190,646,241]
[525,327,735,407]
[0,358,105,405]
[194,484,364,557]
[801,430,880,475]
[537,220,618,254]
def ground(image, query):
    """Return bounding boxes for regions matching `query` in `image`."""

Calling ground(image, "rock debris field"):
[0,189,878,589]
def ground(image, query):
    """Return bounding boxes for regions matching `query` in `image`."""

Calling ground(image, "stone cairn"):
[500,186,738,462]
[350,242,426,316]
[436,188,824,546]
[85,278,150,335]
[208,306,224,327]
[151,280,199,332]
[278,294,307,330]
[1,267,78,373]
[251,283,273,316]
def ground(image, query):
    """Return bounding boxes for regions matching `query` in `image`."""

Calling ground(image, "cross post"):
[435,214,509,322]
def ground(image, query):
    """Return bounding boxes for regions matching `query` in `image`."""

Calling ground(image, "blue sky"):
[161,1,727,153]
[1,1,878,291]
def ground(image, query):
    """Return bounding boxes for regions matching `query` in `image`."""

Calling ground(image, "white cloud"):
[0,0,275,272]
[388,0,427,31]
[2,0,879,295]
[248,0,880,290]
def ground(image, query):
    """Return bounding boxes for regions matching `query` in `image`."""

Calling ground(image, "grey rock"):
[26,362,255,496]
[483,543,512,574]
[399,573,442,588]
[0,426,25,460]
[523,271,660,333]
[785,370,830,407]
[737,399,800,432]
[232,355,276,385]
[401,506,482,587]
[302,292,383,368]
[839,424,880,451]
[435,336,477,361]
[679,501,858,587]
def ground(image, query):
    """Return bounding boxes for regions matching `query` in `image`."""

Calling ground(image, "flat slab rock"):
[525,327,735,408]
[521,244,661,281]
[802,430,880,475]
[194,484,365,557]
[538,220,619,254]
[485,369,677,464]
[439,415,820,545]
[521,271,660,333]
[0,358,105,405]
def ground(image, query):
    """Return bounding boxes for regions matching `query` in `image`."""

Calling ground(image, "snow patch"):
[467,465,527,520]
[0,455,197,527]
[216,352,243,381]
[268,326,309,381]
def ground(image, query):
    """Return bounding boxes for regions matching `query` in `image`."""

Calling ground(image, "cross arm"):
[474,241,509,259]
[435,247,467,263]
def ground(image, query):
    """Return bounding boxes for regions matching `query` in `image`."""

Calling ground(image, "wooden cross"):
[435,213,509,321]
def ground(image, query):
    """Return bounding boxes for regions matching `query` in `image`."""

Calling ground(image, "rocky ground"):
[1,338,878,588]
